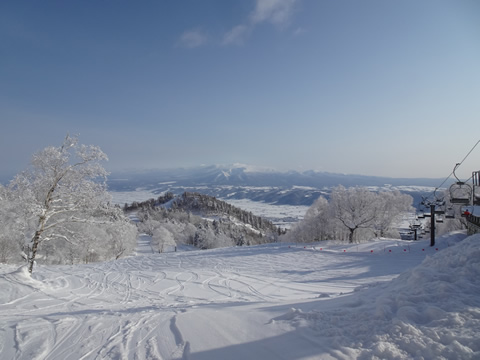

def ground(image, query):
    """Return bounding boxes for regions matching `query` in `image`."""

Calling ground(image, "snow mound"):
[276,234,480,360]
[0,266,45,304]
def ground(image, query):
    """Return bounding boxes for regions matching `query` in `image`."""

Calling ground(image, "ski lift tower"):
[409,220,422,240]
[421,196,445,247]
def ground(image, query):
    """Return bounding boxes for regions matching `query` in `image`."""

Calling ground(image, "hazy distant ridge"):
[108,165,445,207]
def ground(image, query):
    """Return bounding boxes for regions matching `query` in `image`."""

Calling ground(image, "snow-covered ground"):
[218,198,310,228]
[110,189,161,206]
[1,231,478,359]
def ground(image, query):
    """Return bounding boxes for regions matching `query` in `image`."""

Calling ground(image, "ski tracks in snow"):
[0,248,273,359]
[1,240,399,359]
[169,313,191,360]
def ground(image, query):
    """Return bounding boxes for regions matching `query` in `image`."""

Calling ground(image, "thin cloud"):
[292,27,307,36]
[250,0,298,25]
[177,29,208,48]
[223,0,299,46]
[222,25,250,46]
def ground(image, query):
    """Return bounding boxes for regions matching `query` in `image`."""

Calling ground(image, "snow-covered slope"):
[0,232,477,359]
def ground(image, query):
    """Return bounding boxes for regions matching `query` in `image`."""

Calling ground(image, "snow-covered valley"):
[1,230,478,359]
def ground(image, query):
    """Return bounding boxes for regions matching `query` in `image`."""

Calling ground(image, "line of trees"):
[284,185,414,243]
[0,136,137,272]
[123,192,175,212]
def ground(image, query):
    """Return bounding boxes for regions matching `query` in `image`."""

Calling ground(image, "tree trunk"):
[348,228,355,243]
[28,216,46,274]
[28,230,41,273]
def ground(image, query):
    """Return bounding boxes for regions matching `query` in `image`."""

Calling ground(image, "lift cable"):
[424,139,480,203]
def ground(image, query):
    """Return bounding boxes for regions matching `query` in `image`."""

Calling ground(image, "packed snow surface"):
[1,232,479,359]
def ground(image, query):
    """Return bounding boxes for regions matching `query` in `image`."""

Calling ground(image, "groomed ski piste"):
[1,231,479,359]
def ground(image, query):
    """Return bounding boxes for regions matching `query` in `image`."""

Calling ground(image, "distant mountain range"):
[108,164,448,207]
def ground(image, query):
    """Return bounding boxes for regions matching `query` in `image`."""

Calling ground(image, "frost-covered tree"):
[284,196,331,243]
[0,182,35,262]
[0,186,13,262]
[152,226,176,253]
[286,186,414,244]
[0,185,21,262]
[372,190,413,238]
[7,135,137,273]
[137,217,161,236]
[303,196,331,241]
[330,186,379,243]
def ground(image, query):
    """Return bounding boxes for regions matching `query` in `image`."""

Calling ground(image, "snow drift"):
[276,234,480,359]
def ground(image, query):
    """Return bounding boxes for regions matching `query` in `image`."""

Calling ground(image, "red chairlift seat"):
[461,209,471,217]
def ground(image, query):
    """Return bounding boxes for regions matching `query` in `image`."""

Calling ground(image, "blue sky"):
[1,0,479,180]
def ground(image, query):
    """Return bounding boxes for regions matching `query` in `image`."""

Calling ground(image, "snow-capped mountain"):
[108,164,446,207]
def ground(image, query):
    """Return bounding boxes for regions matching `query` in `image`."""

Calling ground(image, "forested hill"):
[171,192,278,234]
[127,192,284,250]
[125,192,278,235]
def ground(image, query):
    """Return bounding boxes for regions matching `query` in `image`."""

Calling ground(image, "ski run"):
[1,231,479,359]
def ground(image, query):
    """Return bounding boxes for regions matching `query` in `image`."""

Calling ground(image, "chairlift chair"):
[449,182,473,205]
[445,212,455,219]
[445,206,455,219]
[410,222,422,230]
[423,212,432,218]
[449,164,473,205]
[473,171,480,206]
